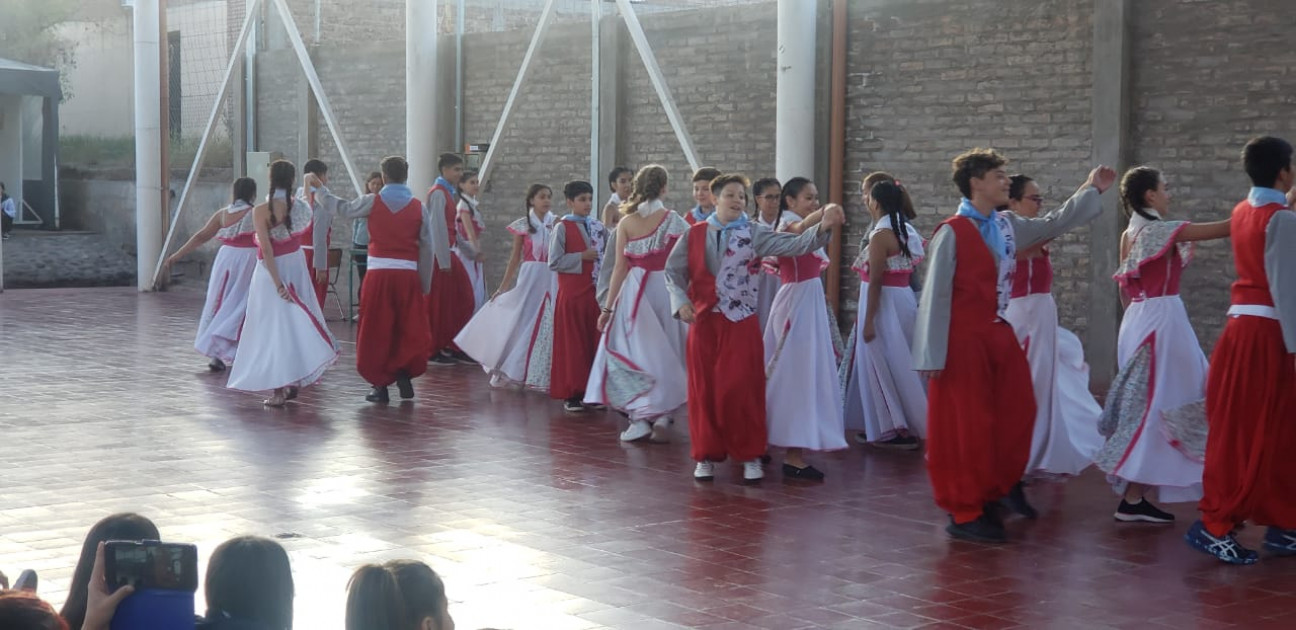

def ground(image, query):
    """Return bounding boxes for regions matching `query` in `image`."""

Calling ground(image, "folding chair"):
[326,248,347,321]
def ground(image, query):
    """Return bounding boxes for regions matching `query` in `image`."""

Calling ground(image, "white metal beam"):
[614,0,699,172]
[590,0,601,209]
[477,0,560,187]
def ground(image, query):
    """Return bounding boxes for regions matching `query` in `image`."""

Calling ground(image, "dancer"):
[309,157,434,403]
[602,166,633,228]
[1002,174,1105,482]
[454,184,558,390]
[1190,136,1296,564]
[764,177,847,479]
[1094,166,1230,525]
[685,167,721,225]
[548,181,609,412]
[913,148,1113,542]
[227,159,339,406]
[301,159,331,310]
[426,153,475,365]
[165,177,258,372]
[586,164,690,442]
[456,170,487,312]
[351,171,382,303]
[841,179,927,451]
[751,177,782,329]
[666,173,843,483]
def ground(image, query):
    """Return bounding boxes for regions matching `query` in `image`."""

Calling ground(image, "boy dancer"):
[301,159,332,309]
[307,157,434,403]
[913,148,1113,542]
[426,153,475,365]
[1190,136,1296,564]
[685,167,722,225]
[665,173,844,483]
[549,181,609,412]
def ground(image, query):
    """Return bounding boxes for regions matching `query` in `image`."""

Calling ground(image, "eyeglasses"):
[1027,195,1044,203]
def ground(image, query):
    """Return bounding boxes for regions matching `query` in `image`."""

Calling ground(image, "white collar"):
[637,199,665,217]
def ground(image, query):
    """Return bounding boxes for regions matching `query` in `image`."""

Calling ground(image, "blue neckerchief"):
[707,212,749,243]
[435,176,457,196]
[1248,186,1288,208]
[692,205,713,222]
[562,213,590,226]
[379,183,414,209]
[956,198,1005,255]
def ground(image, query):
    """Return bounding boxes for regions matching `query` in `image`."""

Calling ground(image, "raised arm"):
[912,225,956,376]
[1008,186,1102,250]
[1175,219,1231,243]
[780,206,828,235]
[166,209,227,265]
[548,223,584,273]
[664,228,693,321]
[1265,211,1296,353]
[751,223,830,257]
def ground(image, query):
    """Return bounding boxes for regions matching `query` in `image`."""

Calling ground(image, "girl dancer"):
[602,166,633,228]
[226,160,339,406]
[1096,166,1230,523]
[1002,175,1105,481]
[165,177,258,372]
[752,177,782,329]
[454,184,558,391]
[456,170,487,312]
[764,177,848,479]
[586,165,690,443]
[841,178,927,450]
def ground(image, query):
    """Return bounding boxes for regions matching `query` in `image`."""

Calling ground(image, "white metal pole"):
[775,0,816,182]
[477,0,559,187]
[455,0,465,151]
[590,0,601,209]
[134,0,163,292]
[408,0,440,197]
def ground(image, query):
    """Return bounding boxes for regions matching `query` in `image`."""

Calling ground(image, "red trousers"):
[926,321,1036,524]
[1201,316,1296,536]
[426,256,475,354]
[302,249,329,310]
[687,312,767,463]
[549,284,601,400]
[357,270,431,387]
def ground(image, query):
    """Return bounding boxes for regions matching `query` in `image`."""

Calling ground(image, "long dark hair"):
[61,514,160,630]
[861,172,916,220]
[780,177,813,212]
[346,561,449,630]
[204,537,294,630]
[620,164,668,216]
[870,180,914,259]
[267,159,297,231]
[1119,166,1162,221]
[523,184,551,234]
[231,177,256,206]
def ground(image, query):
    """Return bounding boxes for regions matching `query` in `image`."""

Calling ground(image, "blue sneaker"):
[1185,520,1258,565]
[1263,527,1296,556]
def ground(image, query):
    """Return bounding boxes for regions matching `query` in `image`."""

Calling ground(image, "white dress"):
[1003,249,1105,478]
[1094,215,1204,502]
[584,204,689,422]
[454,210,557,390]
[456,195,488,312]
[194,201,258,364]
[226,198,340,392]
[841,217,927,441]
[764,211,848,452]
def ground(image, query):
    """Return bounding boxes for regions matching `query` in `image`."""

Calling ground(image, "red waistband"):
[859,271,911,288]
[258,240,302,258]
[218,233,256,248]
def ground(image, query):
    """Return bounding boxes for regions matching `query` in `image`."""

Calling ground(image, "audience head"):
[61,513,160,630]
[1242,135,1294,191]
[620,165,669,216]
[951,148,1009,206]
[1119,166,1166,221]
[0,591,68,630]
[346,561,453,630]
[203,536,294,630]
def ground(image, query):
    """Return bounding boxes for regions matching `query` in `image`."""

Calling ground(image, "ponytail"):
[619,164,668,216]
[870,181,913,259]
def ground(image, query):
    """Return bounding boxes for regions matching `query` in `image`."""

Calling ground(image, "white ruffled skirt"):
[194,245,257,363]
[764,278,848,451]
[456,246,487,312]
[842,281,927,441]
[454,261,555,389]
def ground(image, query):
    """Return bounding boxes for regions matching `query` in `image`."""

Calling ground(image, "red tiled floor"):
[1,286,1295,629]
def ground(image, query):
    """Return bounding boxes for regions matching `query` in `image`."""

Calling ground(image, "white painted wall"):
[58,16,136,137]
[0,95,24,209]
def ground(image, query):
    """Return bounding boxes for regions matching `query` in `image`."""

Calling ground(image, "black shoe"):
[285,386,299,401]
[872,435,921,451]
[208,358,227,372]
[1002,482,1038,519]
[782,463,825,481]
[365,386,390,403]
[1264,526,1296,556]
[946,515,1007,543]
[450,350,476,365]
[395,373,415,399]
[563,397,587,413]
[1115,499,1175,523]
[428,352,456,366]
[760,453,772,465]
[982,501,1005,528]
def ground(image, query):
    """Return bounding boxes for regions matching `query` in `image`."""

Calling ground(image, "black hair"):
[380,156,408,184]
[437,152,464,172]
[1242,136,1294,189]
[303,159,328,176]
[709,173,750,199]
[607,166,633,191]
[1008,174,1034,201]
[564,180,594,200]
[871,181,914,259]
[1119,166,1163,222]
[345,561,449,630]
[61,514,161,630]
[779,177,813,211]
[751,177,780,220]
[268,160,297,232]
[692,166,722,184]
[524,184,552,233]
[951,148,1007,198]
[205,537,294,630]
[232,177,257,205]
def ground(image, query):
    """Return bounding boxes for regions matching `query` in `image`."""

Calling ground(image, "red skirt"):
[926,321,1036,524]
[687,311,767,463]
[1201,315,1296,535]
[426,256,476,354]
[357,269,430,387]
[549,283,601,400]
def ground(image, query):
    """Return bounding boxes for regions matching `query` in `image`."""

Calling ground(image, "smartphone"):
[103,540,199,592]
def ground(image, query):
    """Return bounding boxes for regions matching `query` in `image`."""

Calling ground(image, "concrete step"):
[1,230,135,289]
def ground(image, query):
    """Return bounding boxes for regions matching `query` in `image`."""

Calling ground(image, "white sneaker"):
[743,460,764,483]
[693,461,715,481]
[620,420,653,442]
[649,416,672,443]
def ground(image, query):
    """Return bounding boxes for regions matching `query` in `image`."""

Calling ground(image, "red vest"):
[685,222,719,314]
[1230,201,1284,307]
[367,195,424,262]
[427,184,457,247]
[557,219,595,294]
[1010,251,1053,298]
[943,216,1000,334]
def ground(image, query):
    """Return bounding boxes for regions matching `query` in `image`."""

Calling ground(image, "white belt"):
[1228,304,1278,320]
[367,256,418,271]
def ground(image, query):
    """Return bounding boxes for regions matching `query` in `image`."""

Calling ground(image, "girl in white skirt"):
[1002,174,1106,480]
[751,177,783,330]
[841,179,927,450]
[1096,166,1230,522]
[456,170,487,312]
[454,184,558,391]
[226,160,340,406]
[166,177,259,372]
[586,165,690,443]
[765,177,848,479]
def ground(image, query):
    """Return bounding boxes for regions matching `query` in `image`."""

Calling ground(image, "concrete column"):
[134,0,163,291]
[775,0,816,182]
[297,75,318,167]
[1088,0,1131,389]
[407,0,439,197]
